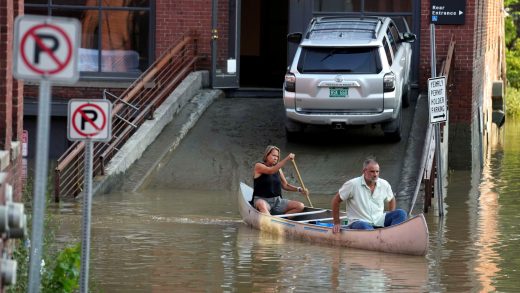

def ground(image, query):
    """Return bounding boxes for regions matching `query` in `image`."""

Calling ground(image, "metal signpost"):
[67,100,112,293]
[13,15,80,293]
[429,0,464,217]
[428,76,447,216]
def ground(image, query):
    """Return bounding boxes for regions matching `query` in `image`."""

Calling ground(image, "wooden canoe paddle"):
[291,159,313,207]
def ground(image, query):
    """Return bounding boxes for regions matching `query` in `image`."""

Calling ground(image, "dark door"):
[240,0,288,88]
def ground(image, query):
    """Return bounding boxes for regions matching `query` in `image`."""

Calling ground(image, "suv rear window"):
[297,47,382,74]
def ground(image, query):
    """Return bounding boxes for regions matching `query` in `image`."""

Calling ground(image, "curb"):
[396,93,429,213]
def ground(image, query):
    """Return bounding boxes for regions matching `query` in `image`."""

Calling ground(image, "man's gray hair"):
[363,157,378,169]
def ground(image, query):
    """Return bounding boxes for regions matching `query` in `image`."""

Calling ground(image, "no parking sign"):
[13,15,80,82]
[68,100,112,141]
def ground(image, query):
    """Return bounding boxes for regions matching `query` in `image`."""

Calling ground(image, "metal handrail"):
[54,35,200,201]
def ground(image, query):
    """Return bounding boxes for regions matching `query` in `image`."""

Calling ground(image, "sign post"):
[13,15,80,293]
[428,75,447,217]
[68,99,112,293]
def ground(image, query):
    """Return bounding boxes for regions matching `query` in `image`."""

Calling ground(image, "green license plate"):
[329,87,348,98]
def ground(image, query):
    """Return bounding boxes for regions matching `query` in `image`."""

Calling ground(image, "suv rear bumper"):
[285,108,396,126]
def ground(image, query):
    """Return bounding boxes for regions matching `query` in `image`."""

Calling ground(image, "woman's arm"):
[254,153,294,177]
[279,169,299,192]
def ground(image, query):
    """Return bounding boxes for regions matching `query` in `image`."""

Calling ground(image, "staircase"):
[54,35,201,201]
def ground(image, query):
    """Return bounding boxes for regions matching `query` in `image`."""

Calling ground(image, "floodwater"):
[49,118,520,292]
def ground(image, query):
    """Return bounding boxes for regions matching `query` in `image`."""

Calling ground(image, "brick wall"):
[155,0,212,69]
[0,0,24,290]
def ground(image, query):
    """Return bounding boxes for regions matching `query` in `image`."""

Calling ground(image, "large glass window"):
[313,0,361,12]
[25,0,152,77]
[312,0,414,40]
[313,0,411,13]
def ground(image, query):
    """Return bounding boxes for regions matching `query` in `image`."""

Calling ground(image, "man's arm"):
[332,192,343,233]
[387,197,396,211]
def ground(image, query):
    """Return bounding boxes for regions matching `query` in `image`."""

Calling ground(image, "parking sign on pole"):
[68,100,112,142]
[14,15,81,293]
[13,15,80,83]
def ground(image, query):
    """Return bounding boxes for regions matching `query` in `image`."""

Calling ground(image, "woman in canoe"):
[252,145,307,215]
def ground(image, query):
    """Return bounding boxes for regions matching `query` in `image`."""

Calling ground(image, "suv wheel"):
[285,118,304,141]
[383,110,402,142]
[402,83,411,108]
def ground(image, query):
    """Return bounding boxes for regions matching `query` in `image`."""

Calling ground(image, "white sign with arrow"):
[428,76,447,124]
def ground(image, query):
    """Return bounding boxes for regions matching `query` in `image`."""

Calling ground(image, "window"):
[297,47,382,74]
[386,29,397,54]
[313,0,361,12]
[389,24,401,50]
[25,0,152,77]
[313,0,411,13]
[383,38,393,66]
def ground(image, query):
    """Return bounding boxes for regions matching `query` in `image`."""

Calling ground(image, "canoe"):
[238,182,429,256]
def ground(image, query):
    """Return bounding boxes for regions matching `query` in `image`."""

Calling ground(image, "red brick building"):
[419,0,506,169]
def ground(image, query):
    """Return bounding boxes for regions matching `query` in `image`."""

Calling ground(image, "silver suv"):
[283,16,416,141]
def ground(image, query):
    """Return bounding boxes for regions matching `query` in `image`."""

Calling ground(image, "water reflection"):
[235,227,428,292]
[49,119,520,292]
[52,188,428,292]
[425,118,520,293]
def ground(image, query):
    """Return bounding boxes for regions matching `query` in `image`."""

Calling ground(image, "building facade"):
[0,0,507,289]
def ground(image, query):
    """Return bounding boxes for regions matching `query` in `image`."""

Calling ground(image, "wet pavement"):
[116,91,425,211]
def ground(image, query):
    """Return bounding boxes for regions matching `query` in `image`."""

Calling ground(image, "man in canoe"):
[252,145,307,215]
[331,158,407,232]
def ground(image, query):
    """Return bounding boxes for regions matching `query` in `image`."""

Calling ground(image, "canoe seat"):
[297,216,348,223]
[274,210,327,218]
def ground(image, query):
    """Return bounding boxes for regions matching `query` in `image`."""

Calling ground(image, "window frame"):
[24,1,155,81]
[382,38,393,66]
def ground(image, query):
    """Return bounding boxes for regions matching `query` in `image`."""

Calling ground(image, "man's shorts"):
[253,196,289,215]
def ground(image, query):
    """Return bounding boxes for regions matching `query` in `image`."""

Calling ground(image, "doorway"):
[240,1,288,88]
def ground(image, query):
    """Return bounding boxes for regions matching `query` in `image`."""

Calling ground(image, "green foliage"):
[41,243,81,293]
[8,177,81,293]
[506,15,517,48]
[506,86,520,116]
[8,240,30,292]
[505,0,520,7]
[506,1,520,117]
[506,47,520,89]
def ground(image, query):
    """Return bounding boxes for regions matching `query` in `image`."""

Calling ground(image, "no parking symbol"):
[68,100,112,141]
[13,15,80,82]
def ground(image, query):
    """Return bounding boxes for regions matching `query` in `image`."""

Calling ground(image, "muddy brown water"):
[49,99,520,292]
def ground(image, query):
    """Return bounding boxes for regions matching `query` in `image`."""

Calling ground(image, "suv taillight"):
[383,72,395,92]
[284,73,296,92]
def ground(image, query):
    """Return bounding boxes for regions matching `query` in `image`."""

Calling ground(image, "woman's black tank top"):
[253,168,282,199]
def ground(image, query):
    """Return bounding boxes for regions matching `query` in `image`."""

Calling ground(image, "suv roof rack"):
[306,16,385,40]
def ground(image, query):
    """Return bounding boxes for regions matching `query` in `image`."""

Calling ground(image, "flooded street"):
[49,104,520,292]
